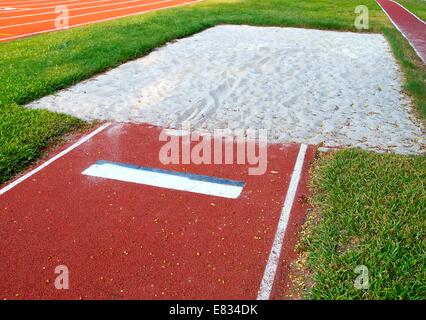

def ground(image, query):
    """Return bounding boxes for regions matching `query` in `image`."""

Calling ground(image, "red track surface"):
[0,123,315,299]
[376,0,426,63]
[0,0,200,42]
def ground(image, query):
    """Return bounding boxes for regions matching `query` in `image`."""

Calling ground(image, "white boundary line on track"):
[390,0,426,25]
[0,0,202,40]
[0,0,184,29]
[0,8,33,13]
[376,0,425,63]
[257,143,308,300]
[82,161,245,199]
[0,0,166,20]
[0,122,111,196]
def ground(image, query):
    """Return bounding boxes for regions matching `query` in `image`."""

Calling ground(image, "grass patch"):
[0,105,83,184]
[297,149,426,299]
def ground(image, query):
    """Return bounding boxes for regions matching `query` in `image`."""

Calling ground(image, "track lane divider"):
[257,143,308,300]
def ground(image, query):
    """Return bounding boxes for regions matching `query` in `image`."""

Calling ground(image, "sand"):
[27,25,425,154]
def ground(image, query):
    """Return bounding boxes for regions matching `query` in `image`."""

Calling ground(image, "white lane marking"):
[376,0,426,63]
[390,0,426,25]
[0,0,58,4]
[82,161,244,199]
[0,122,111,196]
[0,0,165,20]
[257,143,308,300]
[0,0,203,41]
[0,0,188,28]
[0,7,34,13]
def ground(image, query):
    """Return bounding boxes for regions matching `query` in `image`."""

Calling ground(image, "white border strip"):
[257,143,308,300]
[390,0,426,25]
[376,0,426,63]
[0,122,111,196]
[82,161,244,199]
[0,0,202,41]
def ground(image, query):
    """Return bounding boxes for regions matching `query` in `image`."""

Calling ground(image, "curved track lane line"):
[376,0,426,63]
[257,144,308,300]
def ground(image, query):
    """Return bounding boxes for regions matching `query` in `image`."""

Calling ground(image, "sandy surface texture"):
[27,25,425,154]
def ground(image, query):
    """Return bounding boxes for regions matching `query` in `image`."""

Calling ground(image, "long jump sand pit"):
[28,25,425,154]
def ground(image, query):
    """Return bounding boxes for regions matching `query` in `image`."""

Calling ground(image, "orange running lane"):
[0,0,201,42]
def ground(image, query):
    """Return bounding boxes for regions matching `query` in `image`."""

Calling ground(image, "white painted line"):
[82,161,245,199]
[376,0,426,63]
[390,0,426,25]
[0,122,111,196]
[257,143,308,300]
[0,0,203,41]
[0,7,34,13]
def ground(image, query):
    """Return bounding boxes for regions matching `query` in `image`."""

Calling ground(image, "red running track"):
[0,123,315,300]
[376,0,426,63]
[0,0,201,42]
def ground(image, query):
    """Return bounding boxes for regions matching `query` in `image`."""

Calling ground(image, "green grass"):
[0,104,83,181]
[299,149,426,299]
[0,0,425,299]
[396,0,426,21]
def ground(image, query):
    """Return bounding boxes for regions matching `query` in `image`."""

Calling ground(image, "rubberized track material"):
[0,123,315,299]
